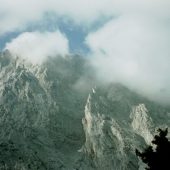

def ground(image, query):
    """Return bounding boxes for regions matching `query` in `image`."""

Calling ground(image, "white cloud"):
[4,31,69,64]
[1,0,170,103]
[0,0,111,34]
[86,12,170,104]
[0,0,170,35]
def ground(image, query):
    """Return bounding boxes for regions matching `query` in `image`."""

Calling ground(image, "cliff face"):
[80,85,170,170]
[0,51,89,169]
[0,51,169,170]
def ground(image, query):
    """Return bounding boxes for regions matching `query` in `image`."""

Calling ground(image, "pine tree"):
[136,128,170,170]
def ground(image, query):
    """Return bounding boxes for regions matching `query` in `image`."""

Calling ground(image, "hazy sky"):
[0,0,170,103]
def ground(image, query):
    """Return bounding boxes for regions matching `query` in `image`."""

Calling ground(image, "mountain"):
[0,50,169,170]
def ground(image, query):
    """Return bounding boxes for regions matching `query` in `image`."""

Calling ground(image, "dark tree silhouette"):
[136,128,170,170]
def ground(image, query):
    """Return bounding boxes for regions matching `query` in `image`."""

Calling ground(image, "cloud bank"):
[1,0,169,35]
[1,0,170,104]
[86,2,170,104]
[0,0,112,35]
[4,31,69,64]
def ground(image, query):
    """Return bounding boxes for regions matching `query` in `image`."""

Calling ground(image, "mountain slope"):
[79,84,170,170]
[0,51,170,170]
[0,51,90,169]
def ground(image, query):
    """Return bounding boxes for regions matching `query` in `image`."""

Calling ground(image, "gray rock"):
[0,50,169,170]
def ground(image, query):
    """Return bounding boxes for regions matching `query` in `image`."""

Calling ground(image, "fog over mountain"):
[86,16,170,104]
[0,0,170,169]
[2,0,170,104]
[4,32,69,64]
[0,50,169,170]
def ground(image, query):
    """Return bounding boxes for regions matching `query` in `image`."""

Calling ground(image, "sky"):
[0,0,170,104]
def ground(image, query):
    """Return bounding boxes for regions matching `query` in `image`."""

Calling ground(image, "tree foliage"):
[136,128,170,170]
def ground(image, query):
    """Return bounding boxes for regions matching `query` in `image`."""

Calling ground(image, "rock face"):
[130,104,154,145]
[80,85,170,170]
[0,50,170,170]
[0,51,89,169]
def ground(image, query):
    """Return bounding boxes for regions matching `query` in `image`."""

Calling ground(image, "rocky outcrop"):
[130,104,154,145]
[0,51,89,169]
[80,86,170,170]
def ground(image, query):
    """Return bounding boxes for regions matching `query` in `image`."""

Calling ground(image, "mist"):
[4,31,69,64]
[85,1,170,104]
[1,0,170,104]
